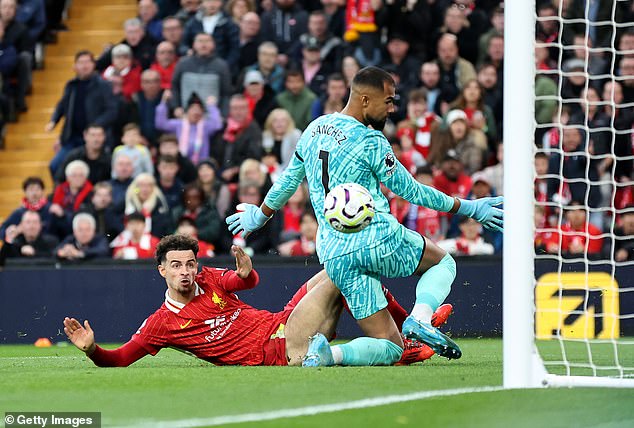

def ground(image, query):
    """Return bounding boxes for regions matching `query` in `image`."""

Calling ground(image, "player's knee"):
[383,339,404,365]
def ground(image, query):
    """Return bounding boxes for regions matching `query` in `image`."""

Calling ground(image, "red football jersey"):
[131,267,290,366]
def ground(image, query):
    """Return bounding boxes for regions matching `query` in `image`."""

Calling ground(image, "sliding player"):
[63,234,451,366]
[226,67,503,366]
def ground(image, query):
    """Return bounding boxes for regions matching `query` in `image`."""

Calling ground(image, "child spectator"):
[278,210,318,257]
[112,123,154,178]
[437,216,494,256]
[111,211,160,260]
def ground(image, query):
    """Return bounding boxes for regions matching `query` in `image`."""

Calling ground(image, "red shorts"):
[261,282,309,366]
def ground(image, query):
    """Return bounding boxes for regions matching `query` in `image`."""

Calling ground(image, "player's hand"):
[457,196,504,232]
[63,317,96,355]
[225,203,271,238]
[232,245,252,278]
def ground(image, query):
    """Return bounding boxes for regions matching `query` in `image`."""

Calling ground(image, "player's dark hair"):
[22,176,44,191]
[352,66,395,91]
[155,234,199,264]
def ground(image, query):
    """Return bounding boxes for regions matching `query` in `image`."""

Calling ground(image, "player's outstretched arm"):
[226,152,306,237]
[221,245,260,292]
[63,317,150,367]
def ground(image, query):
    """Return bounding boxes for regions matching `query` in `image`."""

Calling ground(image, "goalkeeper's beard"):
[364,113,387,131]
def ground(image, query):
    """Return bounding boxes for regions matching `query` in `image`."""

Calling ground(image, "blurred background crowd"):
[0,0,633,264]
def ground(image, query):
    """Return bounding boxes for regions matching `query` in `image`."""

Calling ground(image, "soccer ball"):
[324,183,375,233]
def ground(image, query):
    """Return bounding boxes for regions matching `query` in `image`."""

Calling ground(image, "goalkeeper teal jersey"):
[264,113,456,262]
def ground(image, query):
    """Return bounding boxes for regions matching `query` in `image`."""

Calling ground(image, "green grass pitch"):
[1,339,633,427]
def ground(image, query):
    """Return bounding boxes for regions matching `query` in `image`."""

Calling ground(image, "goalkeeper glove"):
[226,203,271,238]
[456,196,504,232]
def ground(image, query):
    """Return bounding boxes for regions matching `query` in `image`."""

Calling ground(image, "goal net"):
[504,0,634,388]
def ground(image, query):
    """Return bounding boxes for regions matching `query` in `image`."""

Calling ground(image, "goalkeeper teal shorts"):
[324,226,425,319]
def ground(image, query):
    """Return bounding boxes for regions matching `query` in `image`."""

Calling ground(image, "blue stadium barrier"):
[1,257,632,344]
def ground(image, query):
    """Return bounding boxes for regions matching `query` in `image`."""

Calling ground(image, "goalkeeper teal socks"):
[334,338,403,366]
[414,253,456,313]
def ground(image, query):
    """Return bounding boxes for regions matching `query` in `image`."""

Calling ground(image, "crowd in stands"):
[1,0,634,264]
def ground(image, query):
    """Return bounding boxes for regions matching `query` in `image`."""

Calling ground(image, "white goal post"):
[503,0,634,388]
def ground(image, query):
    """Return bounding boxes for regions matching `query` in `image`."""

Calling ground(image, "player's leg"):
[401,234,461,359]
[284,271,344,366]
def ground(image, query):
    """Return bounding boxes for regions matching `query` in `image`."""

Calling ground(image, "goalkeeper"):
[226,66,503,367]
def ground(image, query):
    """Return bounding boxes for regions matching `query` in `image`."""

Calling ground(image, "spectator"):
[175,0,200,24]
[237,11,261,72]
[298,10,343,71]
[124,172,173,237]
[602,81,634,189]
[340,55,360,89]
[571,33,608,84]
[171,183,222,245]
[406,165,446,242]
[102,44,142,101]
[171,32,233,115]
[78,181,124,242]
[157,133,198,184]
[225,0,256,24]
[107,73,138,149]
[393,123,425,175]
[418,61,442,115]
[243,41,286,94]
[481,34,504,84]
[396,87,440,163]
[0,176,51,240]
[311,72,347,119]
[548,127,603,228]
[45,51,117,179]
[262,108,301,169]
[15,0,46,44]
[437,216,494,256]
[279,184,308,241]
[430,109,487,174]
[432,149,472,200]
[534,204,559,255]
[211,94,262,183]
[296,35,332,95]
[0,20,17,123]
[109,154,135,211]
[0,210,58,264]
[618,56,634,104]
[242,69,278,128]
[560,58,586,116]
[477,62,503,133]
[155,91,223,164]
[450,78,497,147]
[278,210,317,257]
[150,41,179,90]
[275,69,316,131]
[55,213,110,260]
[174,216,216,257]
[432,3,479,65]
[436,33,476,113]
[55,124,112,185]
[558,202,604,256]
[96,18,157,71]
[382,0,431,60]
[479,143,504,196]
[1,0,31,112]
[161,15,188,57]
[112,123,154,178]
[110,211,160,259]
[155,154,184,209]
[614,208,634,262]
[381,33,421,94]
[260,0,308,67]
[132,69,163,148]
[195,158,221,202]
[536,2,565,63]
[49,160,94,238]
[184,0,240,74]
[138,0,163,42]
[478,5,504,65]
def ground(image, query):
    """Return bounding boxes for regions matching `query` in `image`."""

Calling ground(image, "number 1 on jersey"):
[319,150,330,196]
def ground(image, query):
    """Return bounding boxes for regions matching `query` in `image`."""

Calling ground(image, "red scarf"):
[222,116,251,143]
[22,196,48,211]
[52,181,94,212]
[344,0,377,42]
